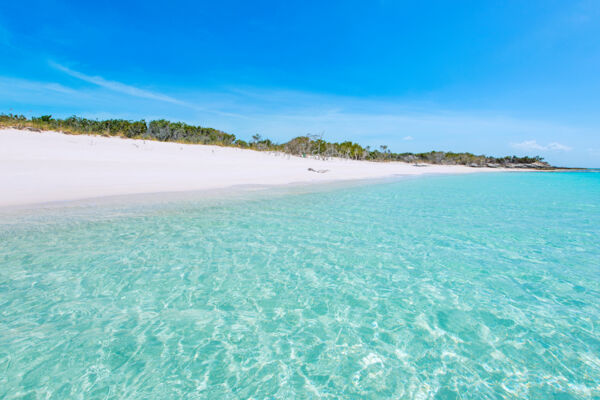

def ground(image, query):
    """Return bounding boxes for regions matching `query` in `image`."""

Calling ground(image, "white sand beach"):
[0,128,507,207]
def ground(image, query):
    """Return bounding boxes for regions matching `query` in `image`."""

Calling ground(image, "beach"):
[0,128,507,207]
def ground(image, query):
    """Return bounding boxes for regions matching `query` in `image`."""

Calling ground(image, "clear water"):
[1,172,599,399]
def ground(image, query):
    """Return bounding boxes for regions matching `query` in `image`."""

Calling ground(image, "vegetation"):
[0,113,549,167]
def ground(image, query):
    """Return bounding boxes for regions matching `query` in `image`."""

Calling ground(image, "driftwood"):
[308,168,329,174]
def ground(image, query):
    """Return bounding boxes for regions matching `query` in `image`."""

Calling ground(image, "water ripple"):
[1,172,599,398]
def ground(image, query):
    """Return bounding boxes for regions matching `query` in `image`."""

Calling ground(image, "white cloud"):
[512,140,546,150]
[0,76,78,95]
[48,61,244,118]
[511,140,572,152]
[50,61,186,105]
[547,142,572,151]
[402,135,414,141]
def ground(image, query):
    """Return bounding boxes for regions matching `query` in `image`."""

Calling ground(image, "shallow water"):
[1,172,599,399]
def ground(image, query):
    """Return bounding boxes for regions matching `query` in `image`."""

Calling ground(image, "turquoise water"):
[1,172,600,399]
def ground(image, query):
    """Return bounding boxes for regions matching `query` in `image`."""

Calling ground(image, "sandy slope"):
[0,128,506,207]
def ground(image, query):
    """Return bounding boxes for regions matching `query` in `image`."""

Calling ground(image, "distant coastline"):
[1,113,561,170]
[0,127,537,208]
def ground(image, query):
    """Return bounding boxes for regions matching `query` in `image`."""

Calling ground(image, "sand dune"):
[0,128,505,207]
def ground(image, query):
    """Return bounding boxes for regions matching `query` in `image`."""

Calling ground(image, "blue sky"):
[1,1,599,167]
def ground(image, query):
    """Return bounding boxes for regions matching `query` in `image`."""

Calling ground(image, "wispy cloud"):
[402,135,414,141]
[49,62,245,118]
[511,140,572,152]
[548,142,573,151]
[50,61,186,105]
[0,76,79,95]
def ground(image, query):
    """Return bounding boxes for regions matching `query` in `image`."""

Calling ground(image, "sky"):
[1,1,599,167]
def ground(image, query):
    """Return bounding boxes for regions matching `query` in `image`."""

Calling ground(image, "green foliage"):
[0,113,549,167]
[1,113,236,145]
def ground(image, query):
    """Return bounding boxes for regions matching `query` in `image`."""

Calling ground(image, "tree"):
[0,113,552,168]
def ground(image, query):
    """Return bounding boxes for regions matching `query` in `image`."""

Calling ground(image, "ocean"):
[1,172,599,399]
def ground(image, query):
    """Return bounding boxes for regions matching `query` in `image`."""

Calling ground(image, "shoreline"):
[0,175,406,212]
[1,128,527,208]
